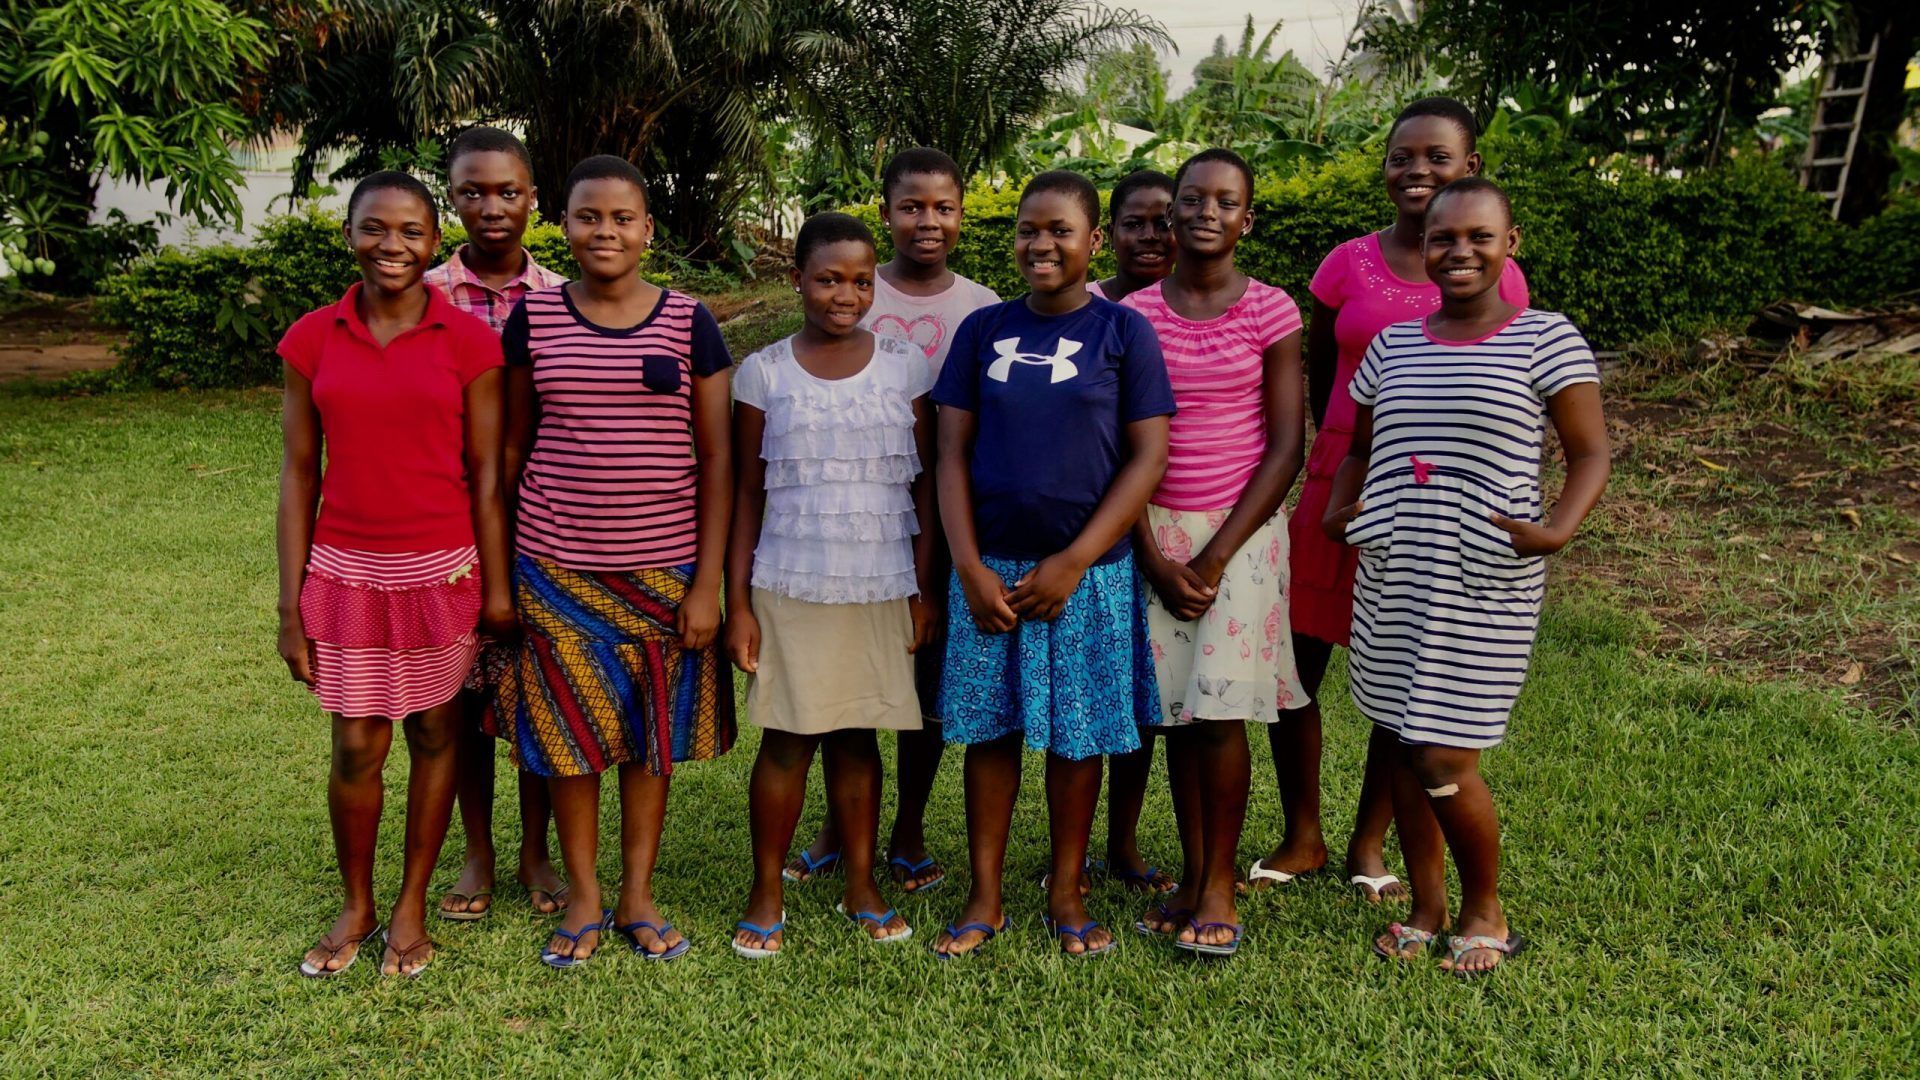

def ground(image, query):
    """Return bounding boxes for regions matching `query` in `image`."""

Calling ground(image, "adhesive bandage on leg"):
[1424,783,1460,798]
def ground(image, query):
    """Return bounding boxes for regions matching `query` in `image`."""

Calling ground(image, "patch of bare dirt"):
[0,297,122,382]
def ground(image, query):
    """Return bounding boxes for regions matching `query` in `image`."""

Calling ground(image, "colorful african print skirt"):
[491,555,735,778]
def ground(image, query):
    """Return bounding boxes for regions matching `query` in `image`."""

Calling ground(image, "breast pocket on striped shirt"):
[641,354,683,394]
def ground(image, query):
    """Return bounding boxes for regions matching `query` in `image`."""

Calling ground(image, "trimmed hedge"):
[849,147,1920,348]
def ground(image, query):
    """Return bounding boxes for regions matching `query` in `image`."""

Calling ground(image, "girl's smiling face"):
[1421,188,1518,303]
[1171,159,1252,258]
[565,177,653,280]
[792,238,876,336]
[1384,115,1481,218]
[1015,189,1100,294]
[344,187,438,295]
[881,171,964,268]
[1109,186,1173,280]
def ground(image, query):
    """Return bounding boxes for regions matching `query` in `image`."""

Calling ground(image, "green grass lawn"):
[2,385,1916,1077]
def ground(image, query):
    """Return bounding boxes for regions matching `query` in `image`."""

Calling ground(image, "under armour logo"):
[985,337,1082,384]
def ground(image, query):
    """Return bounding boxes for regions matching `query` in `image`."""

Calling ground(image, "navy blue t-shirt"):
[932,295,1176,564]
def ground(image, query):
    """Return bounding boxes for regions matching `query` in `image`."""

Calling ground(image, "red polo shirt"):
[278,283,504,552]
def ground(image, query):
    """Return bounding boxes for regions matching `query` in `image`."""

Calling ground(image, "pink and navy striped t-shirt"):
[502,286,732,571]
[1123,278,1302,510]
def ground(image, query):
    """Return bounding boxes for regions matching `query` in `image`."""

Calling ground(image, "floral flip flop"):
[1373,922,1438,961]
[1445,932,1527,978]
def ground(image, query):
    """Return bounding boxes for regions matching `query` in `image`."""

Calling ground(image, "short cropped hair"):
[1173,148,1255,201]
[564,154,648,209]
[1388,96,1479,150]
[880,147,965,205]
[448,126,533,172]
[794,211,876,270]
[347,170,438,228]
[1108,169,1175,222]
[1425,176,1511,224]
[1019,169,1100,231]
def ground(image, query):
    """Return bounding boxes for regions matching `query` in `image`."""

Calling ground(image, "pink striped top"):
[1122,278,1302,510]
[503,286,732,570]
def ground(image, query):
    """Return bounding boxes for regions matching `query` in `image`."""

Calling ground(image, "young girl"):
[279,171,513,978]
[726,213,937,957]
[789,147,998,895]
[1327,177,1607,975]
[1260,97,1531,903]
[930,170,1173,958]
[424,125,572,923]
[490,155,735,967]
[1124,149,1306,957]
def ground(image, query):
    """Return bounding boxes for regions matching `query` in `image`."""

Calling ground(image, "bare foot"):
[613,891,683,957]
[1345,851,1409,903]
[1440,910,1517,976]
[518,860,568,915]
[784,832,842,882]
[1175,891,1239,950]
[381,906,434,976]
[733,888,785,954]
[301,909,379,975]
[1046,892,1114,955]
[841,879,910,939]
[1103,848,1176,893]
[1373,917,1448,961]
[544,906,604,963]
[885,847,946,893]
[438,853,495,918]
[1244,837,1329,892]
[933,895,1005,957]
[1137,880,1197,935]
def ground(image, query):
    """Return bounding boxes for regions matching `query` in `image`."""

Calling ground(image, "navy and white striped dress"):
[1345,309,1599,749]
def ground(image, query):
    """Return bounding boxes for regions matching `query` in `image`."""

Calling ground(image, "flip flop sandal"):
[1041,915,1117,957]
[887,854,947,894]
[932,915,1011,960]
[380,929,437,978]
[540,911,607,969]
[837,902,913,944]
[436,889,493,922]
[1174,921,1244,958]
[1095,860,1176,894]
[783,849,843,883]
[298,922,381,978]
[731,911,786,960]
[527,884,570,915]
[1446,932,1527,979]
[1350,874,1404,902]
[615,918,691,961]
[1039,857,1093,893]
[1244,858,1318,892]
[1132,902,1194,938]
[1373,921,1438,961]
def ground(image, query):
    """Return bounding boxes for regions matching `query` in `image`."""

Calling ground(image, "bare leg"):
[1044,752,1111,954]
[1406,745,1508,974]
[737,730,819,952]
[515,768,565,912]
[383,700,460,974]
[830,730,906,937]
[303,714,391,973]
[545,772,603,961]
[442,692,496,917]
[1348,723,1408,900]
[1374,736,1450,958]
[933,735,1021,956]
[1260,633,1332,876]
[1176,720,1249,949]
[886,724,948,891]
[613,763,679,954]
[1104,728,1169,889]
[1142,725,1207,933]
[789,766,842,881]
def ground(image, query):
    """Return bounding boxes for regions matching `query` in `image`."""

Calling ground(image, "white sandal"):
[1246,858,1298,888]
[1350,873,1403,901]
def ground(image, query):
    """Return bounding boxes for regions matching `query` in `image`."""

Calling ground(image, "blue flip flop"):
[731,911,786,960]
[1174,921,1244,957]
[837,902,912,943]
[932,915,1011,960]
[783,849,842,883]
[540,911,608,969]
[615,918,690,961]
[888,854,947,894]
[1041,915,1117,957]
[1132,902,1194,938]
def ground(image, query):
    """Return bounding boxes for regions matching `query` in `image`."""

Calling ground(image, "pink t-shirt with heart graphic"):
[861,270,1000,376]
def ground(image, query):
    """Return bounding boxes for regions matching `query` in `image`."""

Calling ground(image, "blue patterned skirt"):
[938,553,1159,760]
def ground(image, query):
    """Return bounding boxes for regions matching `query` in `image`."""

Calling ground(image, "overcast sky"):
[1127,0,1359,90]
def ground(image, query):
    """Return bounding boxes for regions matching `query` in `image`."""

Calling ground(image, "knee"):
[332,725,389,781]
[825,729,878,761]
[1404,746,1473,796]
[758,732,816,771]
[405,713,458,758]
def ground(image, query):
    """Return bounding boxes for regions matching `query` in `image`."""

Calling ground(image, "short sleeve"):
[450,318,504,385]
[931,307,988,411]
[1307,242,1351,308]
[1349,332,1389,407]
[1256,284,1303,349]
[1529,315,1601,398]
[688,300,732,377]
[732,346,771,410]
[971,278,1002,308]
[1499,258,1531,308]
[501,300,533,367]
[276,310,323,381]
[1118,308,1176,422]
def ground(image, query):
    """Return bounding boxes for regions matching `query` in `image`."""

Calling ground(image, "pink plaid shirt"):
[422,246,568,334]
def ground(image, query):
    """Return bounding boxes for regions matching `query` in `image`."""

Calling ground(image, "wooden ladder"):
[1800,33,1881,219]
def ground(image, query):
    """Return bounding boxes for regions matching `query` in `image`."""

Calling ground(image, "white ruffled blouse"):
[733,334,935,603]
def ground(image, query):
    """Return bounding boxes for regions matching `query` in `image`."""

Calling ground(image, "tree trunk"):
[1837,6,1917,224]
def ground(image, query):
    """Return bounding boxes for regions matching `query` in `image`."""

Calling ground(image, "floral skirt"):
[1143,506,1307,726]
[490,556,735,778]
[297,545,481,720]
[938,552,1159,760]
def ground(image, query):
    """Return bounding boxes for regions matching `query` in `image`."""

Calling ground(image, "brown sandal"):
[298,922,381,978]
[380,929,436,978]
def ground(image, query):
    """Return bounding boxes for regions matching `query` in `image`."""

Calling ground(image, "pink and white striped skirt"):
[297,544,482,720]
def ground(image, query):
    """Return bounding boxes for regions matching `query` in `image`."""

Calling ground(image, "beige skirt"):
[746,588,922,734]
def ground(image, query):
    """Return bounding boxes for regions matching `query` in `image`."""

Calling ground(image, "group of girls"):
[277,95,1608,980]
